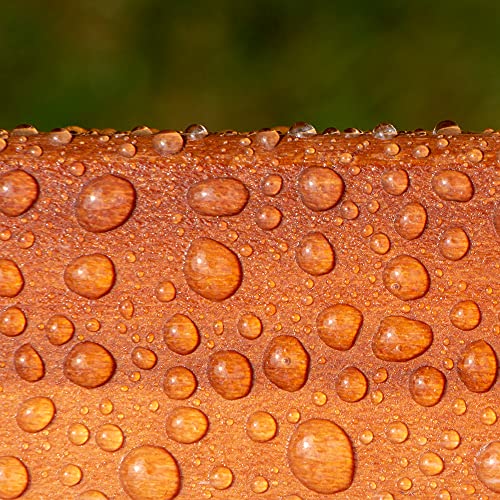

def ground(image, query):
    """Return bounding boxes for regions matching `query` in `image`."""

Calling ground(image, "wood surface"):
[0,122,498,499]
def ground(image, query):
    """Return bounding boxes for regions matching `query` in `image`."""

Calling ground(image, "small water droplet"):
[49,128,72,145]
[296,232,335,276]
[95,423,124,452]
[409,366,446,407]
[210,466,233,490]
[452,398,467,415]
[370,233,391,255]
[255,130,280,149]
[262,174,283,196]
[46,314,74,345]
[373,123,397,140]
[440,429,460,450]
[184,123,208,140]
[68,423,90,445]
[131,347,157,370]
[166,406,208,444]
[187,177,249,216]
[433,120,461,135]
[237,313,262,339]
[152,131,184,155]
[256,205,282,230]
[60,464,82,486]
[16,396,55,432]
[385,421,409,443]
[163,366,197,400]
[14,344,44,382]
[450,300,481,330]
[263,335,309,392]
[119,445,180,500]
[316,304,363,351]
[382,255,430,300]
[458,340,497,392]
[439,227,470,260]
[156,281,176,302]
[0,258,24,297]
[394,202,427,240]
[335,366,367,402]
[0,306,26,337]
[118,142,136,158]
[481,407,497,426]
[17,231,35,249]
[288,122,316,138]
[298,167,344,211]
[432,170,474,202]
[208,350,253,400]
[246,411,277,442]
[164,314,200,355]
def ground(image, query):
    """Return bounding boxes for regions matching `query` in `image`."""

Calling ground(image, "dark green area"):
[0,1,499,132]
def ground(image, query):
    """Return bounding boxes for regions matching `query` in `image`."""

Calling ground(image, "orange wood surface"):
[0,123,498,499]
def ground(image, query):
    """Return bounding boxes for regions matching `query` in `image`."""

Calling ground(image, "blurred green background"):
[1,0,499,132]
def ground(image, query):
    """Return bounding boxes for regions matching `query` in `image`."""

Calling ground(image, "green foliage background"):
[1,1,499,132]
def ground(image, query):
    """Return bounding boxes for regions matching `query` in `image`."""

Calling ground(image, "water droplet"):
[360,429,374,445]
[289,122,316,138]
[209,465,233,490]
[208,350,252,400]
[46,314,74,345]
[370,233,391,255]
[475,441,500,493]
[313,391,327,406]
[0,456,29,498]
[439,227,470,260]
[68,423,90,445]
[298,167,344,211]
[17,231,35,249]
[119,445,180,500]
[372,315,433,361]
[118,142,137,158]
[95,423,124,452]
[69,162,86,177]
[316,304,363,351]
[0,259,24,297]
[184,123,208,140]
[397,477,412,491]
[60,464,82,486]
[433,120,461,135]
[452,397,467,415]
[16,396,55,433]
[156,281,176,302]
[481,407,497,426]
[77,490,108,499]
[166,406,208,444]
[263,335,309,392]
[335,366,367,402]
[119,299,134,320]
[256,205,282,230]
[184,238,242,301]
[187,177,249,216]
[394,202,427,240]
[237,313,262,339]
[76,174,136,232]
[373,123,397,140]
[164,314,200,355]
[152,131,184,155]
[0,170,38,216]
[163,366,197,400]
[262,174,283,196]
[432,170,474,202]
[457,340,497,393]
[64,254,115,299]
[382,255,430,300]
[296,232,335,276]
[0,307,26,337]
[409,366,446,407]
[450,300,481,330]
[48,128,72,145]
[413,144,430,158]
[381,169,408,195]
[440,429,460,450]
[255,130,280,149]
[288,418,354,494]
[251,476,269,494]
[14,344,44,382]
[385,421,409,443]
[12,123,38,136]
[418,451,444,476]
[373,367,388,384]
[64,341,116,388]
[246,411,277,442]
[339,200,359,220]
[131,347,157,369]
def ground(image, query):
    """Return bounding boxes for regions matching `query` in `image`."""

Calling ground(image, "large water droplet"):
[394,202,427,240]
[0,259,24,297]
[207,350,253,400]
[0,456,29,498]
[184,238,242,301]
[187,177,249,216]
[475,441,500,493]
[163,366,197,400]
[263,335,309,392]
[433,120,461,135]
[432,170,474,202]
[255,130,280,149]
[14,344,44,382]
[316,304,363,351]
[450,300,481,330]
[335,366,367,402]
[152,131,184,155]
[16,396,55,433]
[372,315,433,361]
[64,254,115,299]
[184,123,208,140]
[0,307,26,337]
[163,314,200,355]
[381,169,408,195]
[76,174,136,233]
[119,445,180,500]
[382,255,430,300]
[0,170,38,216]
[64,341,116,388]
[298,167,344,211]
[289,122,317,138]
[165,406,208,444]
[246,411,277,442]
[373,123,397,140]
[296,232,335,276]
[409,366,446,407]
[262,174,283,196]
[439,227,470,260]
[288,419,354,494]
[457,340,497,393]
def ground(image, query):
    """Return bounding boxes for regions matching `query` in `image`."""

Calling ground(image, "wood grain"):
[0,123,499,499]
